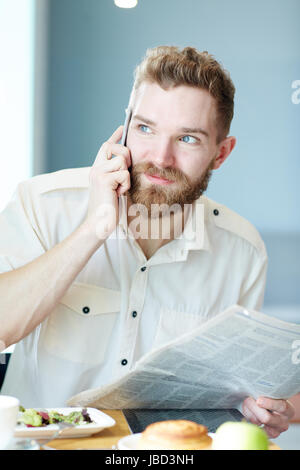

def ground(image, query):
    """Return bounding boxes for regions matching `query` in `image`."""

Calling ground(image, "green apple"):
[212,421,269,450]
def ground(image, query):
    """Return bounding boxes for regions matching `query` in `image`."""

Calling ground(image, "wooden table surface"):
[43,409,283,450]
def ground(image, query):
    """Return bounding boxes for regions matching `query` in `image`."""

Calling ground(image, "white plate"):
[14,407,115,439]
[118,433,215,450]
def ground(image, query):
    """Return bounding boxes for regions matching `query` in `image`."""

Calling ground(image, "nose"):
[151,138,175,168]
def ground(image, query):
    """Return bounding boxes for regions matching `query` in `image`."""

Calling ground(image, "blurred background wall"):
[1,0,300,315]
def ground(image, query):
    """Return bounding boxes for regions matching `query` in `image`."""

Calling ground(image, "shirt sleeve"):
[238,247,268,311]
[0,181,46,274]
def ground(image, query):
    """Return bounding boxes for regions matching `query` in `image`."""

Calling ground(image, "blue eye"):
[181,135,197,144]
[140,124,151,133]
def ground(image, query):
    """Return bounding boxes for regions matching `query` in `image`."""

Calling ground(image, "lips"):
[145,173,174,185]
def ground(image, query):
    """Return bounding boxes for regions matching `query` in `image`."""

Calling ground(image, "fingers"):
[107,125,124,144]
[263,425,283,439]
[100,155,128,173]
[242,396,291,438]
[242,397,261,425]
[105,125,130,163]
[90,164,130,191]
[112,169,131,196]
[102,170,130,196]
[257,396,295,420]
[94,141,131,168]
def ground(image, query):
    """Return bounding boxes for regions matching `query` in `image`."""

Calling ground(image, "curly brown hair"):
[130,46,235,143]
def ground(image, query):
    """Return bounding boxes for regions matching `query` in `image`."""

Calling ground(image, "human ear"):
[213,136,236,170]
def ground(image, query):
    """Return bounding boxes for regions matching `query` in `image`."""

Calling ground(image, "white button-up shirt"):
[0,168,268,407]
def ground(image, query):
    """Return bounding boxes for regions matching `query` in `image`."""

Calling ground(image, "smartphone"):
[121,107,132,171]
[121,108,132,146]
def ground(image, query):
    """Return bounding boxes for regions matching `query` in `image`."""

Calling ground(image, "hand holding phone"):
[85,110,132,241]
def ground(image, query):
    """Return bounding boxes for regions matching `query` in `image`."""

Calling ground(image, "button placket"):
[118,265,149,370]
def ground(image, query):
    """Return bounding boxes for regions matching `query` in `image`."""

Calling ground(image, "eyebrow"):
[133,114,210,139]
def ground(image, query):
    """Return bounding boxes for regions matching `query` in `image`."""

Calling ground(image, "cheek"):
[176,150,200,173]
[179,155,211,182]
[127,137,150,164]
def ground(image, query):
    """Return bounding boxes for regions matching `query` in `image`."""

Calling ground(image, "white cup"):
[0,395,20,449]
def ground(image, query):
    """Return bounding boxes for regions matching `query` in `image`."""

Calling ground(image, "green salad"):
[18,406,94,427]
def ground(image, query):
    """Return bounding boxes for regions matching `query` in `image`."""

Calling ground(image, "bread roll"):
[137,419,212,450]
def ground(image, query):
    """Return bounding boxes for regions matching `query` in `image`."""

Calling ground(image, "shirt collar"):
[179,197,211,252]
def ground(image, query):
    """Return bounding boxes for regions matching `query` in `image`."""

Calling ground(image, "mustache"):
[132,162,190,184]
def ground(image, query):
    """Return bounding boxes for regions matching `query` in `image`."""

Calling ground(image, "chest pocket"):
[42,282,121,365]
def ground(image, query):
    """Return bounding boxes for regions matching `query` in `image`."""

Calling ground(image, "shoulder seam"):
[203,197,266,255]
[29,167,90,194]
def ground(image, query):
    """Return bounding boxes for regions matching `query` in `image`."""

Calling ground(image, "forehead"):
[132,82,218,133]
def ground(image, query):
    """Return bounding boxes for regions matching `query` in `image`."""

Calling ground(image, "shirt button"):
[132,311,137,318]
[141,266,147,272]
[213,209,219,216]
[121,359,128,366]
[82,306,90,314]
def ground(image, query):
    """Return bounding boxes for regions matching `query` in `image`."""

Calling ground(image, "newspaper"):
[68,304,300,409]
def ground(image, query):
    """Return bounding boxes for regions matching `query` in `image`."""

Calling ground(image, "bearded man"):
[0,46,294,436]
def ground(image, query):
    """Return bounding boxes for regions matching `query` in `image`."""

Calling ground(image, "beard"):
[127,159,214,217]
